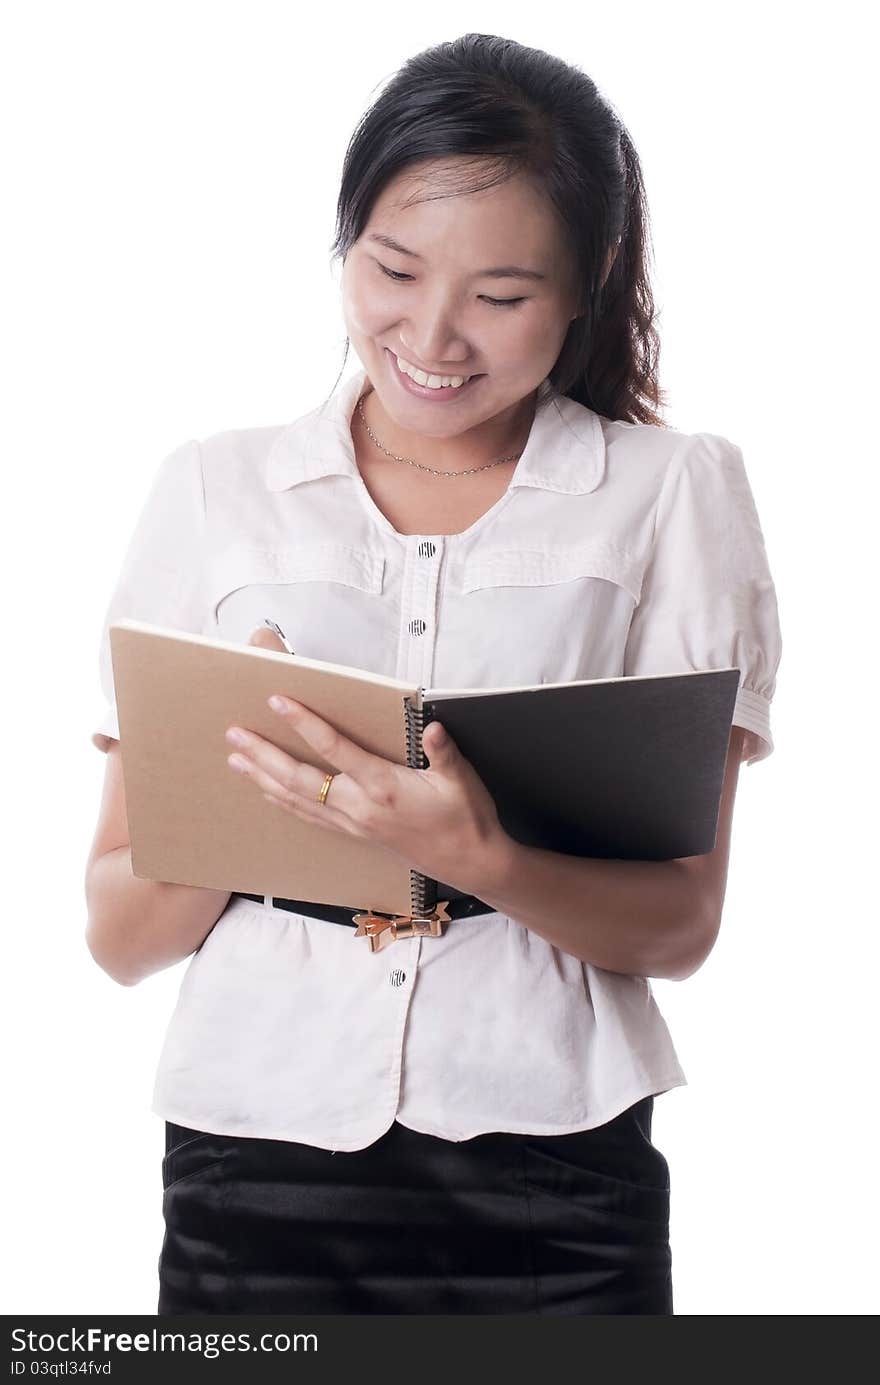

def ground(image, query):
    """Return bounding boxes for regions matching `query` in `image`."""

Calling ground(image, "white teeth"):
[395,354,471,389]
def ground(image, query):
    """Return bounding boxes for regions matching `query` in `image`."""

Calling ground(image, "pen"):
[263,618,296,655]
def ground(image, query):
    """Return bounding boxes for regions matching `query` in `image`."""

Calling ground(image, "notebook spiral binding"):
[403,696,437,916]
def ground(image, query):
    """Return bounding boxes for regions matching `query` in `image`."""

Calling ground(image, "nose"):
[400,293,472,374]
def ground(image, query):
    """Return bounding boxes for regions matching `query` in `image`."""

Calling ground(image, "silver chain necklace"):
[355,393,524,479]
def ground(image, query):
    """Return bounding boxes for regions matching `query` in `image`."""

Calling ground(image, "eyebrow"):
[366,233,547,282]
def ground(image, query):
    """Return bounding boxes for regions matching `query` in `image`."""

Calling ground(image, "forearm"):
[472,834,713,981]
[85,846,232,987]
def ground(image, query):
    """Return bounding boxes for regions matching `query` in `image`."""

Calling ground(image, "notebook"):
[107,618,741,919]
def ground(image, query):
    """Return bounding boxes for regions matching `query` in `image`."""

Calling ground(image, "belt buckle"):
[351,901,452,953]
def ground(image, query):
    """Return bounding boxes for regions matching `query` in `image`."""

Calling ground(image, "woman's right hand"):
[247,624,288,653]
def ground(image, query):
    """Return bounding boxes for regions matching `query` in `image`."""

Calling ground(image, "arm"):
[473,432,780,979]
[84,743,232,987]
[473,725,746,982]
[85,630,290,986]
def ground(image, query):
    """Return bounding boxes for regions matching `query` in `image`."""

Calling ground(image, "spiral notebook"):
[107,618,741,919]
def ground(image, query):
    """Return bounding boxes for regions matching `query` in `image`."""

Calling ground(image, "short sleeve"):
[623,432,782,767]
[90,437,207,752]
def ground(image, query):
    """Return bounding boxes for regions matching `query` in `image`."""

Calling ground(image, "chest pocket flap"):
[207,541,385,618]
[455,541,643,604]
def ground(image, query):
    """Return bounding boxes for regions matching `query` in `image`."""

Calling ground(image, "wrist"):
[469,828,519,905]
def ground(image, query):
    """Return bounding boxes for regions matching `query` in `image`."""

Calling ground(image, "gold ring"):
[317,772,335,806]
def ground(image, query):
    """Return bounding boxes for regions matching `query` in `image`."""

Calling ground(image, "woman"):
[85,33,782,1315]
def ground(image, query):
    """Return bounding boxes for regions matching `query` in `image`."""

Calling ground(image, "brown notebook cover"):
[109,619,741,916]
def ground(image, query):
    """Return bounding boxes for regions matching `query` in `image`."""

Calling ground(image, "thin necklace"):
[355,393,526,479]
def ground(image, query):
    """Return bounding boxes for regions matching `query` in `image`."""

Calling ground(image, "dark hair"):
[328,32,667,426]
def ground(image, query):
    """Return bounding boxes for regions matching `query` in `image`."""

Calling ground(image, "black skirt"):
[157,1098,672,1315]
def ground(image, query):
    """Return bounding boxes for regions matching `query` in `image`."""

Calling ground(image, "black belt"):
[232,891,495,953]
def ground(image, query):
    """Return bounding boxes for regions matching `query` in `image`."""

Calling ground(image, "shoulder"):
[600,413,741,470]
[195,388,335,495]
[187,420,311,515]
[598,414,745,505]
[198,422,290,479]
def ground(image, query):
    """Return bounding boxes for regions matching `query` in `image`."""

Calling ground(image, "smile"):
[386,348,483,402]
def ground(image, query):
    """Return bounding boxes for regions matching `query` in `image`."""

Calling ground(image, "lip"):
[385,347,483,402]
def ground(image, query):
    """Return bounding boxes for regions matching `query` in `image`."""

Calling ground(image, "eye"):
[379,265,414,283]
[377,263,526,309]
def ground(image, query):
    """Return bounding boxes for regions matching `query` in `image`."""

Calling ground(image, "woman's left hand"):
[224,696,512,899]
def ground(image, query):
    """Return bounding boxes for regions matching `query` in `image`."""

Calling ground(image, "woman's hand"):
[224,627,514,898]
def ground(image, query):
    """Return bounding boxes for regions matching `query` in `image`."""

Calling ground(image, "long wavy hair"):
[327,32,667,426]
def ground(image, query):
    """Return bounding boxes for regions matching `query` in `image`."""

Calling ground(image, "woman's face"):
[340,159,582,441]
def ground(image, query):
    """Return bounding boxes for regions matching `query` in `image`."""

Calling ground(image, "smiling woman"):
[85,30,782,1318]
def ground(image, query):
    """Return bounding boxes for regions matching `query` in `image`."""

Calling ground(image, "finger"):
[267,696,393,794]
[248,626,287,652]
[229,747,357,831]
[227,729,343,809]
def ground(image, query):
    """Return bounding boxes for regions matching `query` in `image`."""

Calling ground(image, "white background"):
[3,0,876,1316]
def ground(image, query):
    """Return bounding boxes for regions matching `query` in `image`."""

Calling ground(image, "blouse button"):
[418,540,436,557]
[408,618,426,637]
[389,969,406,987]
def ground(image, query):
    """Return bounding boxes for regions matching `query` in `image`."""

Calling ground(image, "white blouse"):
[90,365,782,1150]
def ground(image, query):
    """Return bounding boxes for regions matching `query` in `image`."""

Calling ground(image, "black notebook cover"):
[419,668,741,908]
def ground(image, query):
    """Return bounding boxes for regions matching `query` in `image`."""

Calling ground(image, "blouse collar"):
[265,366,605,496]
